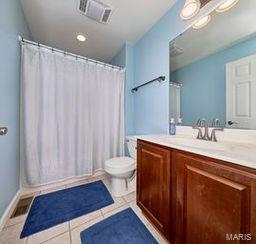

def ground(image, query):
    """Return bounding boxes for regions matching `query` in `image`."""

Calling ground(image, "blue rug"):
[20,180,114,238]
[80,208,158,244]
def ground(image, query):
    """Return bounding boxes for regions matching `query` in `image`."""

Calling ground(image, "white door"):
[169,83,181,122]
[226,54,256,129]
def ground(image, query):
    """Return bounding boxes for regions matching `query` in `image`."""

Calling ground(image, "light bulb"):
[192,15,211,29]
[77,34,86,42]
[215,0,239,13]
[180,0,201,20]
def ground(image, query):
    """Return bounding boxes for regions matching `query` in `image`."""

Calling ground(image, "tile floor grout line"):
[70,216,101,231]
[39,229,70,244]
[69,210,102,231]
[3,219,25,230]
[102,202,127,215]
[70,217,99,233]
[102,204,129,218]
[68,221,72,244]
[100,209,104,219]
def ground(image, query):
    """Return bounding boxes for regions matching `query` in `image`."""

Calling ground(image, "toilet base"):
[110,174,136,197]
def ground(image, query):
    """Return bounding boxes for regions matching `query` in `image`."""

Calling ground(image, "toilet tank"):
[126,136,137,160]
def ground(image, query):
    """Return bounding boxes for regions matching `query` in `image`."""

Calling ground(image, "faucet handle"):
[212,118,221,128]
[196,119,202,127]
[210,128,224,142]
[210,119,223,142]
[197,118,206,127]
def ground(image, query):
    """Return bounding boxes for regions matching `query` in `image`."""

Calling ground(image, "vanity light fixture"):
[180,0,201,20]
[192,14,211,29]
[215,0,239,13]
[76,34,86,42]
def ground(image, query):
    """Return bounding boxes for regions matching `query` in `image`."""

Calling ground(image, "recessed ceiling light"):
[215,0,239,13]
[77,34,86,42]
[192,15,211,29]
[180,0,201,20]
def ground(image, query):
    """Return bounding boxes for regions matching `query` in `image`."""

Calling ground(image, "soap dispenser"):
[169,118,176,135]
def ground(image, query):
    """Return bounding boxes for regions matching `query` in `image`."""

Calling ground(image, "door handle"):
[0,127,8,136]
[227,121,238,126]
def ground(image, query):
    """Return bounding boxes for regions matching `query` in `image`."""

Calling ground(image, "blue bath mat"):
[20,180,114,238]
[80,208,158,244]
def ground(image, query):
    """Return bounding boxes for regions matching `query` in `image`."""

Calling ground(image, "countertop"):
[132,133,256,170]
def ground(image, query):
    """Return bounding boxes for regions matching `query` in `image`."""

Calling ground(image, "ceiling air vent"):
[78,0,112,24]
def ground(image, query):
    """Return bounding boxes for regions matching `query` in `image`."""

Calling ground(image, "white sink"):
[161,136,232,152]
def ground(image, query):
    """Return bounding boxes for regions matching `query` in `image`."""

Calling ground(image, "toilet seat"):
[105,157,135,174]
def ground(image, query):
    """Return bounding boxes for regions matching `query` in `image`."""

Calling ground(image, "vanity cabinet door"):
[137,140,171,240]
[172,152,256,244]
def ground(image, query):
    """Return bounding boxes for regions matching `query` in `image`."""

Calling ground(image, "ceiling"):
[21,0,177,63]
[170,0,256,71]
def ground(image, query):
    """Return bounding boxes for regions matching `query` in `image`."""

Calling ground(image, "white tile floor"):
[0,174,168,244]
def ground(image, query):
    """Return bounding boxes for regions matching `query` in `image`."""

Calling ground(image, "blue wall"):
[172,35,256,126]
[0,0,31,218]
[132,0,223,134]
[125,44,135,135]
[111,43,135,136]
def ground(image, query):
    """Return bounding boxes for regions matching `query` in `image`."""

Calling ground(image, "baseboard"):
[0,190,20,231]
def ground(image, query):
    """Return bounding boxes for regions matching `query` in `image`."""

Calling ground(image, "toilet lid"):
[105,157,135,169]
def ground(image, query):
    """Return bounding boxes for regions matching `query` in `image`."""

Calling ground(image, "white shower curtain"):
[21,45,125,186]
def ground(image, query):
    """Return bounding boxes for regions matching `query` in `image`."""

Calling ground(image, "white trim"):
[0,190,20,231]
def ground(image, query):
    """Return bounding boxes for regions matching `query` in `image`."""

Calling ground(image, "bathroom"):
[0,0,255,243]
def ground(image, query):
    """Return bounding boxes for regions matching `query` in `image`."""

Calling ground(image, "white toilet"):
[104,136,137,197]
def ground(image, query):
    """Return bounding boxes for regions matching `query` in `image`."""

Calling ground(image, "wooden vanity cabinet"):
[137,139,256,244]
[172,152,256,244]
[137,140,171,240]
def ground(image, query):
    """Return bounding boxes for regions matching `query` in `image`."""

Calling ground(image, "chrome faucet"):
[193,118,224,142]
[193,118,210,140]
[210,118,224,142]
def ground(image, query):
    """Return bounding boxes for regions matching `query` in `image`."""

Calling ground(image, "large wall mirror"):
[169,0,256,129]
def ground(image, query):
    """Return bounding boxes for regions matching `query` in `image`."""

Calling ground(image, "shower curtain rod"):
[18,35,123,71]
